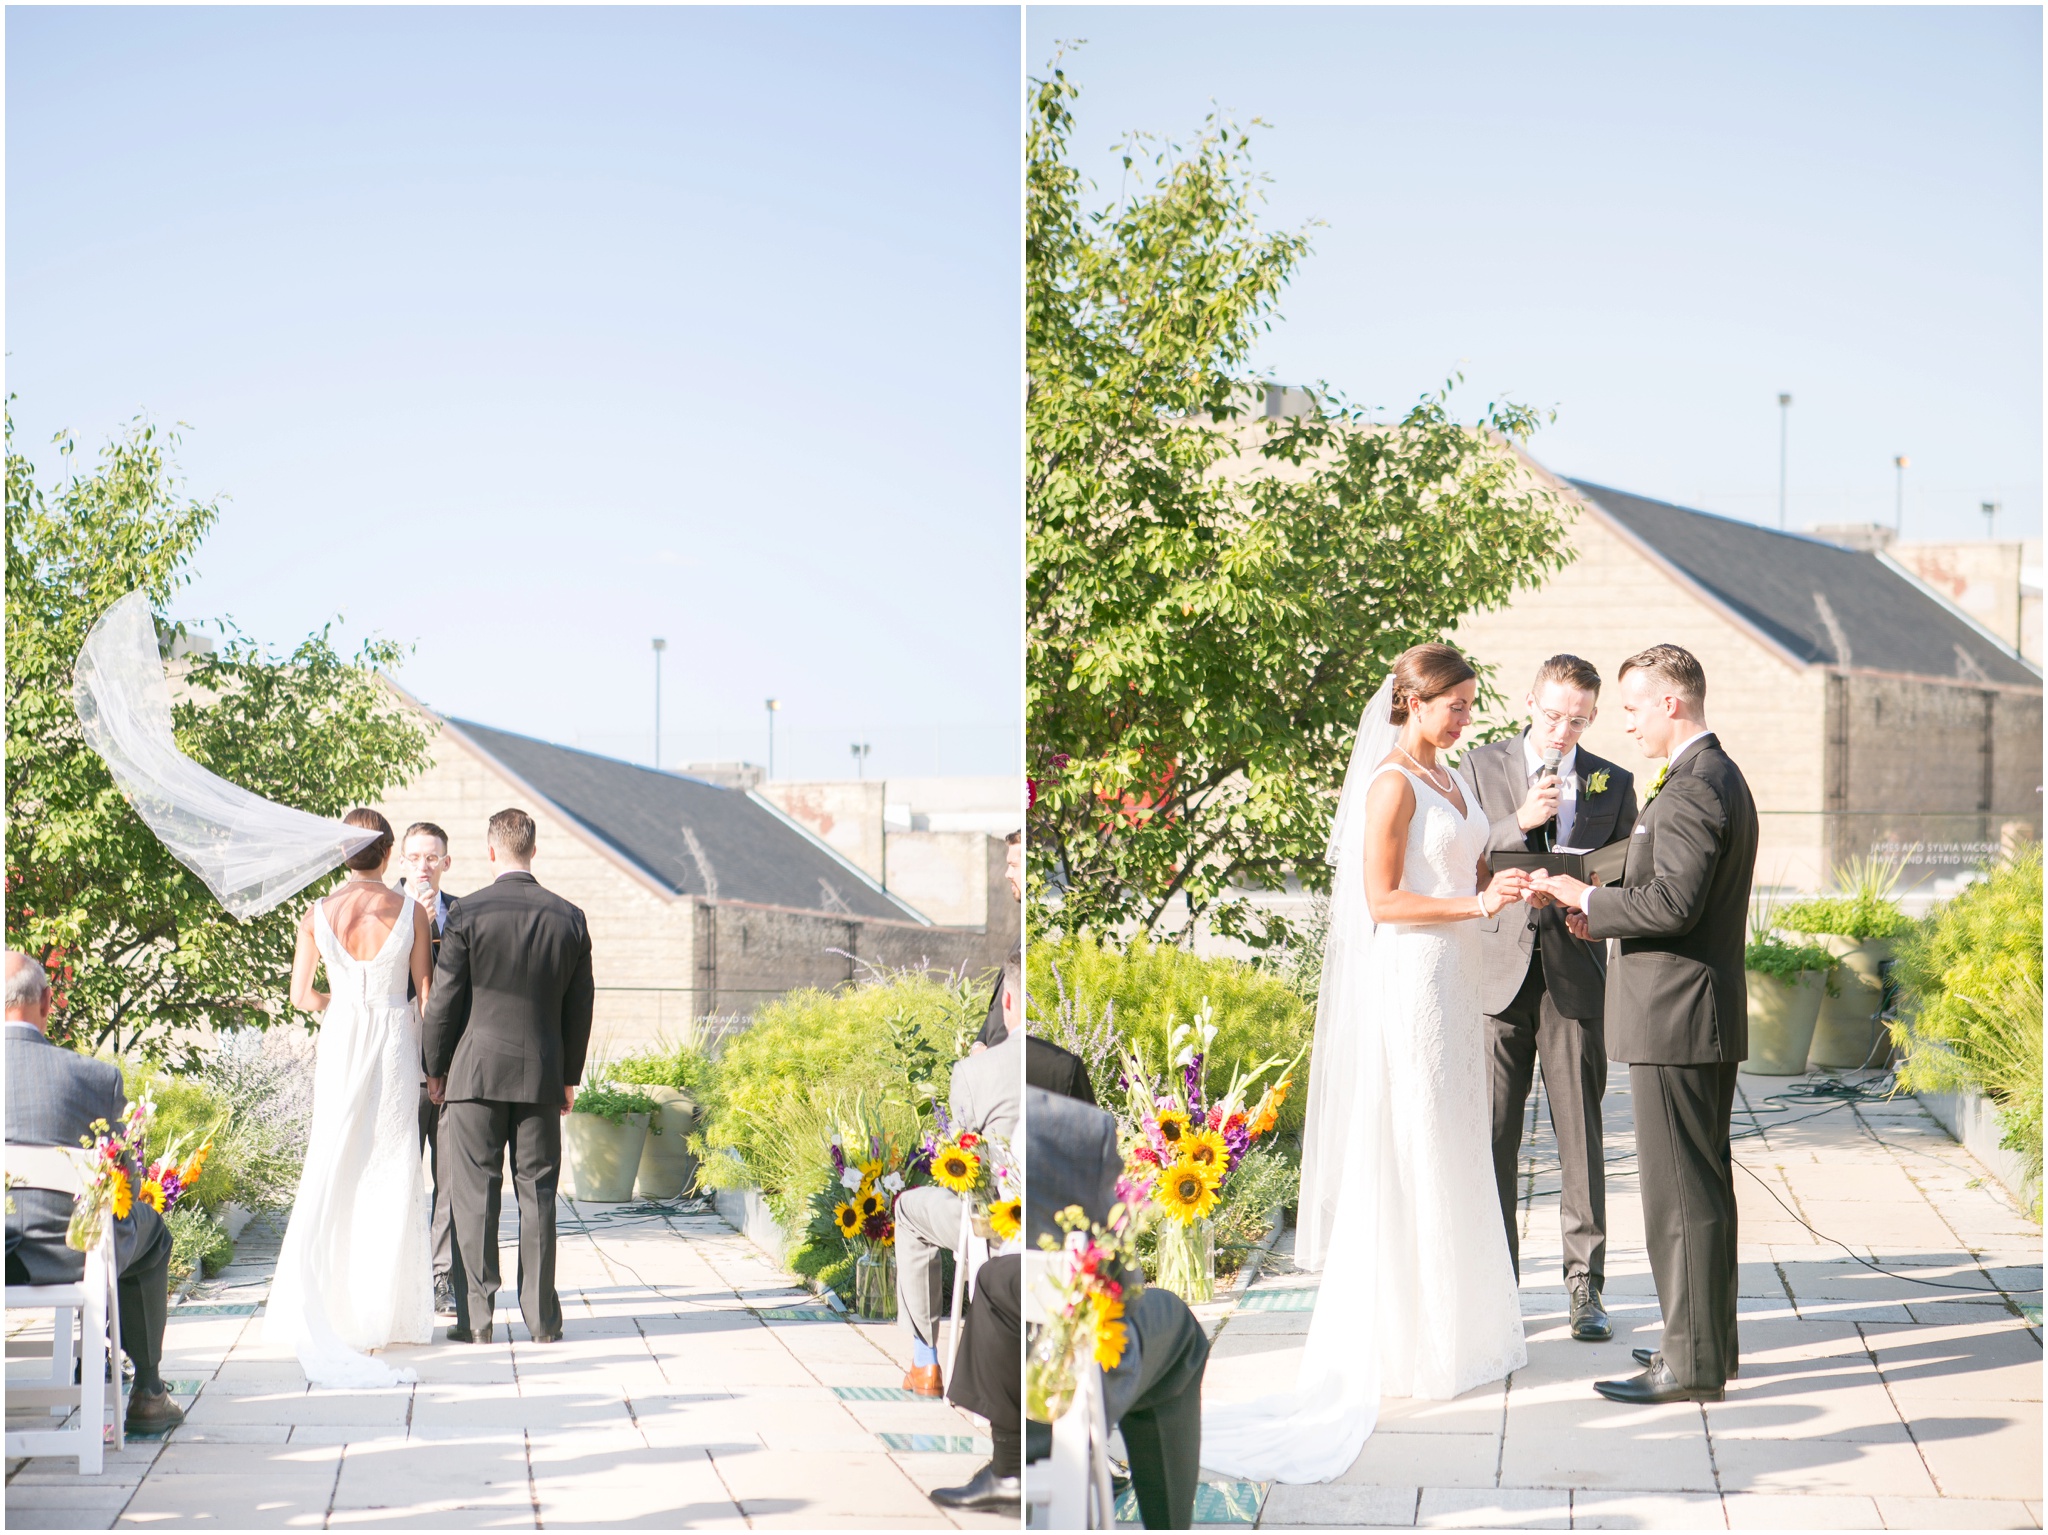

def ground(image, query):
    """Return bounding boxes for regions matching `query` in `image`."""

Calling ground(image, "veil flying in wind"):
[71,591,381,921]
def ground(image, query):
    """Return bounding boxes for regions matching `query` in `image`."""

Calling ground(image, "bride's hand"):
[1481,867,1531,915]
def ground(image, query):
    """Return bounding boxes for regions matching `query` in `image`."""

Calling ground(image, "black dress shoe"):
[434,1277,458,1316]
[529,1330,562,1344]
[1595,1359,1722,1404]
[927,1462,1021,1512]
[1568,1276,1612,1342]
[446,1322,493,1344]
[1633,1346,1738,1378]
[124,1384,185,1437]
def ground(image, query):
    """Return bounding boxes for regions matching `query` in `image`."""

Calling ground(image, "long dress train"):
[1199,747,1527,1483]
[264,898,434,1387]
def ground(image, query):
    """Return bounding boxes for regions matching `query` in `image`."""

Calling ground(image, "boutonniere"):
[1586,770,1610,796]
[1644,763,1670,803]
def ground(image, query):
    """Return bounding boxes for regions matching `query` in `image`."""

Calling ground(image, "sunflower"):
[1154,1158,1218,1222]
[932,1140,981,1193]
[988,1198,1021,1243]
[858,1159,884,1188]
[1088,1290,1129,1369]
[1153,1108,1191,1149]
[857,1189,885,1221]
[109,1167,133,1221]
[833,1201,862,1238]
[138,1178,166,1214]
[1183,1128,1228,1179]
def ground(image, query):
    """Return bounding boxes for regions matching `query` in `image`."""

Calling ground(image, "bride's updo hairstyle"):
[341,807,395,872]
[1386,643,1477,724]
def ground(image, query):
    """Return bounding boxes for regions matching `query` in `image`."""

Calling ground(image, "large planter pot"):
[634,1088,699,1200]
[1802,935,1893,1069]
[564,1110,651,1201]
[1745,968,1827,1074]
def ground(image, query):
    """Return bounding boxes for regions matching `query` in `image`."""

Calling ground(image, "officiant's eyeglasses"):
[1538,708,1595,732]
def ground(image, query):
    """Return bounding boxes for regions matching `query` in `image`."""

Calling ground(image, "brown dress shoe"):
[903,1363,944,1397]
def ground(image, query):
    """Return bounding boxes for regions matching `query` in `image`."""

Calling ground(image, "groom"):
[1537,644,1756,1404]
[423,808,595,1344]
[1461,654,1636,1344]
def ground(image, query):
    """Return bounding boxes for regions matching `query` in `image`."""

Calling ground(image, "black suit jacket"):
[1026,1036,1097,1107]
[1586,734,1758,1065]
[422,872,595,1104]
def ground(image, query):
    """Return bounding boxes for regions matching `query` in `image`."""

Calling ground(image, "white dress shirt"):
[1523,735,1580,848]
[1579,729,1715,915]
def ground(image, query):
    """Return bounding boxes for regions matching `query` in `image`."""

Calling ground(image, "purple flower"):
[1223,1117,1252,1171]
[869,1133,883,1160]
[829,1143,847,1175]
[934,1103,951,1135]
[1183,1054,1204,1113]
[907,1133,937,1178]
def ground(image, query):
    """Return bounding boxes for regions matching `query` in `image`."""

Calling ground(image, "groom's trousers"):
[1632,1061,1740,1389]
[442,1097,564,1341]
[1488,950,1607,1286]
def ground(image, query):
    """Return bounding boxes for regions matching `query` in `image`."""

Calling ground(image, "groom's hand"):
[1535,872,1592,911]
[562,1085,576,1117]
[426,1076,446,1106]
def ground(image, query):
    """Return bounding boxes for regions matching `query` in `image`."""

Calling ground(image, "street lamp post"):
[765,698,781,780]
[850,742,871,779]
[1777,393,1792,530]
[1983,500,2000,540]
[651,638,667,770]
[1893,456,1910,537]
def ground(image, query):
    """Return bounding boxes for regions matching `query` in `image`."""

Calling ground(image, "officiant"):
[1460,654,1637,1344]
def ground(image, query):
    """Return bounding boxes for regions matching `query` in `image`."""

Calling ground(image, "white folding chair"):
[942,1195,992,1385]
[1022,1251,1116,1531]
[5,1143,127,1473]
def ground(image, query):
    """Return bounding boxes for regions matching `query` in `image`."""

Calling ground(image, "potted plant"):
[607,1041,714,1200]
[564,1084,660,1202]
[1743,930,1837,1075]
[1779,857,1913,1070]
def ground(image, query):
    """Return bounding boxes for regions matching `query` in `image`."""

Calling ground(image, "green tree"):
[1027,58,1574,947]
[6,406,435,1060]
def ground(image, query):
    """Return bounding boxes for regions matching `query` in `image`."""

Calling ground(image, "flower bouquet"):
[812,1104,917,1320]
[1027,1201,1142,1423]
[925,1103,1022,1249]
[66,1093,157,1252]
[138,1118,221,1217]
[1116,999,1297,1303]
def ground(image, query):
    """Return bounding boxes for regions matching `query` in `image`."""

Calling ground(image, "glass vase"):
[1026,1317,1078,1423]
[854,1250,897,1321]
[1153,1215,1215,1304]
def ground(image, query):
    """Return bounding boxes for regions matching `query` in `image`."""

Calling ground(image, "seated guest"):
[929,1252,1022,1513]
[898,952,1023,1396]
[1027,1087,1210,1531]
[4,952,183,1435]
[1027,1033,1096,1106]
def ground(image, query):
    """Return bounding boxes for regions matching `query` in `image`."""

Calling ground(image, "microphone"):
[1540,747,1562,851]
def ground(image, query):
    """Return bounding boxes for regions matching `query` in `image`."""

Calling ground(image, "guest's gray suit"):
[896,1030,1022,1353]
[1583,732,1756,1389]
[4,1022,173,1391]
[1462,735,1636,1286]
[1025,1087,1209,1531]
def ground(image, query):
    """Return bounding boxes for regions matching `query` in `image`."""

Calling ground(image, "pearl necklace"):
[1398,746,1455,795]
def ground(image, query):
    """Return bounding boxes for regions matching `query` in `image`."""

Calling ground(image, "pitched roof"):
[1569,480,2041,689]
[447,719,926,922]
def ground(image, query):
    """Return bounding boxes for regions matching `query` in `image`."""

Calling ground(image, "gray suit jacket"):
[949,1029,1022,1143]
[5,1023,166,1284]
[1585,734,1758,1066]
[1462,734,1638,1018]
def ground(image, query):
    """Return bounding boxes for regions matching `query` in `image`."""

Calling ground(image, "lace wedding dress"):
[264,898,434,1386]
[1200,684,1527,1483]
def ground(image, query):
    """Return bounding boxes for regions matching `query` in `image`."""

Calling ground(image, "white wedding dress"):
[264,898,434,1386]
[1201,685,1527,1483]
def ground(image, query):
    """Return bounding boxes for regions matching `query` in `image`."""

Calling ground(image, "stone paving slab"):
[1175,1070,2043,1529]
[8,1193,1009,1529]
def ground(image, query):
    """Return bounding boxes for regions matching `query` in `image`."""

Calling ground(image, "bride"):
[265,807,436,1386]
[1202,644,1533,1483]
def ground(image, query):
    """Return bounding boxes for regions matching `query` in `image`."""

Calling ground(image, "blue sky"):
[9,6,1021,781]
[1029,6,2042,543]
